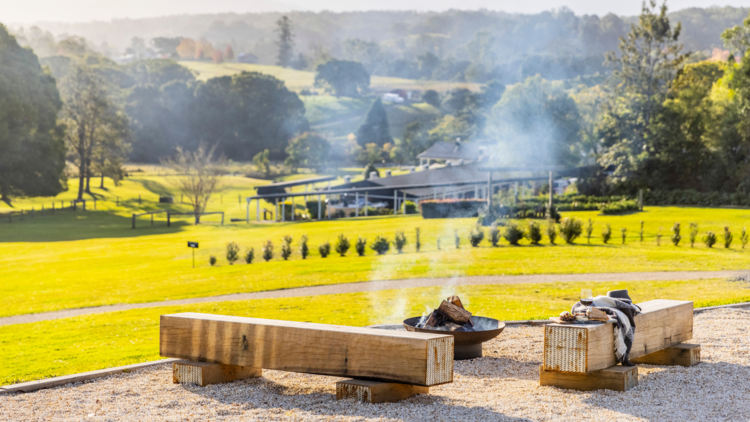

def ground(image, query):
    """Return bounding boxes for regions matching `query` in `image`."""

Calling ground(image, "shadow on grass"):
[0,210,192,242]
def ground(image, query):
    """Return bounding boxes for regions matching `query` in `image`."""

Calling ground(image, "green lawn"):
[2,278,748,386]
[180,61,482,93]
[1,180,750,319]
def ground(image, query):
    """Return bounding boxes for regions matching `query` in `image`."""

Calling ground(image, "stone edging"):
[3,301,749,395]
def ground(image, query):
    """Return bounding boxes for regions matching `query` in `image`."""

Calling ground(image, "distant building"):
[417,141,492,167]
[237,53,259,64]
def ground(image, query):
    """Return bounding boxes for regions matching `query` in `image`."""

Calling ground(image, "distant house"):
[382,93,404,103]
[237,53,259,64]
[417,141,492,167]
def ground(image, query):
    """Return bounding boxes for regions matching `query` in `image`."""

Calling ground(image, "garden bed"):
[3,307,748,421]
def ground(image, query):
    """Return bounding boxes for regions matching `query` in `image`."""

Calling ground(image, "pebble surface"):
[2,308,749,421]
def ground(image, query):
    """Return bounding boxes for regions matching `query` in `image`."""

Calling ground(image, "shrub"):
[393,231,407,253]
[306,200,327,219]
[244,247,254,264]
[454,230,460,249]
[319,241,331,257]
[656,227,663,246]
[469,226,485,247]
[724,227,733,249]
[335,234,350,256]
[703,231,717,248]
[586,219,594,243]
[547,220,557,244]
[501,221,524,245]
[415,228,421,252]
[403,201,418,214]
[262,240,274,261]
[209,255,217,266]
[526,221,542,244]
[420,199,486,219]
[489,223,501,246]
[281,238,292,260]
[689,223,698,247]
[639,221,644,242]
[601,224,612,244]
[621,227,627,244]
[742,228,749,249]
[226,242,240,264]
[355,236,367,256]
[671,223,681,246]
[599,199,639,215]
[333,209,346,218]
[370,236,390,255]
[299,234,309,259]
[560,217,583,244]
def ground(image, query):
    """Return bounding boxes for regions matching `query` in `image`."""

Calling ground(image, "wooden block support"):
[160,313,454,386]
[540,365,638,392]
[543,300,693,374]
[336,379,428,403]
[631,343,701,367]
[173,360,261,387]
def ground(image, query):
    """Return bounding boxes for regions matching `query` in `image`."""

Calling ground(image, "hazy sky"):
[4,0,747,24]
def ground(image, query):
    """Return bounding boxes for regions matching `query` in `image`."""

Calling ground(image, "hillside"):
[180,61,482,92]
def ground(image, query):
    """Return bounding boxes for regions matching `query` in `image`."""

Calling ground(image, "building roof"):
[255,175,337,196]
[417,141,490,161]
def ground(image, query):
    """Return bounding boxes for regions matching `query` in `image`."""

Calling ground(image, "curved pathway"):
[2,270,747,327]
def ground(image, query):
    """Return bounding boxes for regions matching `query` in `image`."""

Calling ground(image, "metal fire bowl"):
[402,316,506,360]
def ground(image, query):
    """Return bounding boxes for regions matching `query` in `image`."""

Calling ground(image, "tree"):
[598,0,688,188]
[721,12,750,57]
[212,50,224,64]
[253,149,271,178]
[423,90,440,108]
[151,37,182,57]
[485,75,581,167]
[391,121,429,165]
[355,98,392,147]
[59,64,129,200]
[175,38,196,59]
[225,45,235,61]
[314,59,370,97]
[0,24,66,204]
[162,145,223,224]
[276,16,295,68]
[285,132,330,172]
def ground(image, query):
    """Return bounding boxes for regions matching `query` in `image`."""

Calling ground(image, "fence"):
[131,211,225,229]
[0,200,98,224]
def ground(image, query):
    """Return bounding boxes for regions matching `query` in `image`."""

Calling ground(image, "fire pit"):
[403,315,505,359]
[402,295,505,360]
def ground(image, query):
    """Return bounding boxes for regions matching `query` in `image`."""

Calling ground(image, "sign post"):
[188,241,199,268]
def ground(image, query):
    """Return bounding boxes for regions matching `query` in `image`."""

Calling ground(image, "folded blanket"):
[572,296,641,364]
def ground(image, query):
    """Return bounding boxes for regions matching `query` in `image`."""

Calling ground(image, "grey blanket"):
[572,296,641,364]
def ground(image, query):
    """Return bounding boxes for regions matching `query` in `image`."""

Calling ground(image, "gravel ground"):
[2,307,749,421]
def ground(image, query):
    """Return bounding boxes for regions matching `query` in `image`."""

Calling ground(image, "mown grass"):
[180,61,482,92]
[1,179,750,319]
[2,278,748,386]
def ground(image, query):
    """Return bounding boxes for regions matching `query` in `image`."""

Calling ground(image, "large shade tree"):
[0,24,66,204]
[314,59,370,97]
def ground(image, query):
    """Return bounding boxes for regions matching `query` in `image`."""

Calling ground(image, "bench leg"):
[539,365,638,392]
[631,343,701,367]
[173,360,262,387]
[336,379,429,403]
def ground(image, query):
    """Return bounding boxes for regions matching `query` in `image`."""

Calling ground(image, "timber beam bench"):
[160,313,454,403]
[540,300,700,392]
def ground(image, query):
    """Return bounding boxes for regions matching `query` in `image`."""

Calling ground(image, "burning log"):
[437,300,472,324]
[447,295,464,309]
[421,296,474,331]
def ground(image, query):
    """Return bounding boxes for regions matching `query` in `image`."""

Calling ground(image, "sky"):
[3,0,748,23]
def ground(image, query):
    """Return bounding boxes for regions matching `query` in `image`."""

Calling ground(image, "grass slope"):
[180,61,482,93]
[2,278,748,386]
[1,176,750,319]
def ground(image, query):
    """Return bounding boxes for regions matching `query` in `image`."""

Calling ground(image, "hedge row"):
[420,199,486,218]
[643,190,750,207]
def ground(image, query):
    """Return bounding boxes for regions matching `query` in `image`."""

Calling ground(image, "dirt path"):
[2,270,746,327]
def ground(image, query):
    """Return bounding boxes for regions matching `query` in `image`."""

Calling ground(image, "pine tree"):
[276,16,294,68]
[355,98,393,147]
[0,24,66,204]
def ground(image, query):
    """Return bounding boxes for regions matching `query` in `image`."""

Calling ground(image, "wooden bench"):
[540,299,700,391]
[160,313,453,402]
